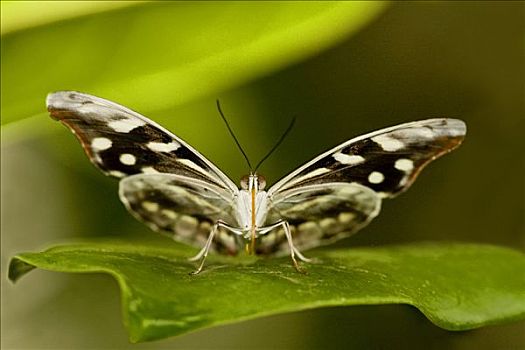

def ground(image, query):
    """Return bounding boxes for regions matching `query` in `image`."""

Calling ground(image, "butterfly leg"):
[292,246,312,263]
[260,220,309,273]
[189,220,241,275]
[280,221,308,273]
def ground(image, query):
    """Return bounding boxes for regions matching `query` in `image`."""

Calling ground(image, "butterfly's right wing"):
[119,173,241,254]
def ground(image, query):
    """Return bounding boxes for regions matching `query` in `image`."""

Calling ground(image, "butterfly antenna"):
[254,116,296,172]
[216,100,252,170]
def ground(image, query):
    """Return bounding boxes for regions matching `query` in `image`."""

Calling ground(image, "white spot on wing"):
[142,201,159,212]
[107,118,146,133]
[109,170,126,178]
[338,212,356,224]
[319,218,338,231]
[301,167,330,179]
[413,127,434,139]
[219,231,235,249]
[120,153,136,165]
[177,158,209,176]
[141,166,160,174]
[394,127,434,140]
[284,167,331,188]
[368,171,384,184]
[377,192,389,198]
[200,221,211,233]
[175,215,198,237]
[395,158,414,172]
[447,120,467,136]
[333,153,365,165]
[297,222,322,240]
[340,185,363,196]
[372,134,404,151]
[91,137,112,151]
[147,141,181,152]
[161,209,177,219]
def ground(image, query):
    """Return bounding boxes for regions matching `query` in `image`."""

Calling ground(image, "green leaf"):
[1,1,387,128]
[9,240,525,343]
[1,1,145,35]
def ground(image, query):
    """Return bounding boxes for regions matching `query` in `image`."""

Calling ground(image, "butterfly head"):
[216,100,295,189]
[240,173,266,191]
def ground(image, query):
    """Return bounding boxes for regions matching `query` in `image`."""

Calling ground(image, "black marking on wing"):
[47,91,232,189]
[271,119,466,198]
[295,138,405,193]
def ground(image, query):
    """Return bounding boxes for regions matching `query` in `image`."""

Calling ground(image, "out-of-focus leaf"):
[1,1,145,35]
[1,1,387,128]
[9,241,525,342]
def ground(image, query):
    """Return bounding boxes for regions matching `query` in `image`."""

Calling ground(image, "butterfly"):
[47,91,466,274]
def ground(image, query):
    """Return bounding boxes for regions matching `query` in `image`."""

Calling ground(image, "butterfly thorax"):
[237,173,268,252]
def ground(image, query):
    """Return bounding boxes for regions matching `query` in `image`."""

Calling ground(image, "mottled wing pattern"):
[258,183,380,254]
[264,118,466,253]
[47,91,238,193]
[119,173,240,254]
[269,119,466,198]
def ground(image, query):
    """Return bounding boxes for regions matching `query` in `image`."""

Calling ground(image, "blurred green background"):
[2,1,524,349]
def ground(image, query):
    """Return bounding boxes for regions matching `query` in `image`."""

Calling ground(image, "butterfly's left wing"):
[47,91,238,193]
[269,118,466,198]
[262,118,466,253]
[259,182,381,254]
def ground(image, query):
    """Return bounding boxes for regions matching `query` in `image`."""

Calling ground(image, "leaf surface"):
[9,241,525,342]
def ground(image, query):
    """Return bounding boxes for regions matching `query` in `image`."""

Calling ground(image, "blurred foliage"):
[2,1,524,349]
[1,1,386,127]
[1,1,145,35]
[10,241,525,342]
